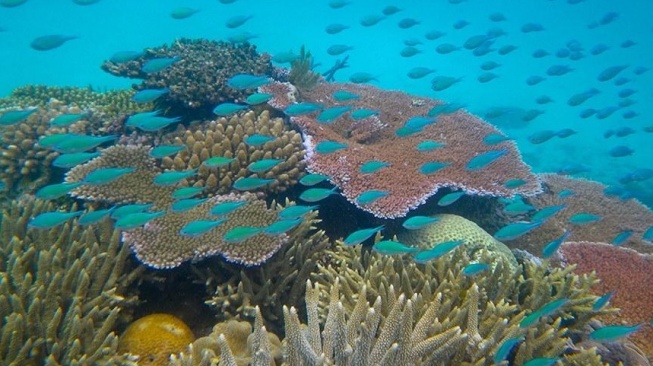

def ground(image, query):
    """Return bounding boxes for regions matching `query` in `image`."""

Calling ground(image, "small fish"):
[0,0,27,7]
[82,167,136,185]
[360,160,390,174]
[114,211,165,230]
[327,44,354,56]
[568,213,601,225]
[399,46,421,57]
[317,106,352,123]
[28,211,82,229]
[503,201,535,215]
[499,44,518,55]
[132,88,169,103]
[526,75,546,86]
[333,90,360,101]
[431,76,462,91]
[407,67,436,79]
[466,149,507,171]
[478,72,499,83]
[203,156,235,168]
[210,201,247,216]
[419,161,451,175]
[299,173,329,186]
[271,51,298,64]
[329,0,350,8]
[493,337,522,363]
[589,324,642,342]
[172,187,204,200]
[567,88,599,106]
[227,74,269,89]
[264,218,302,235]
[413,240,464,263]
[402,216,439,230]
[480,61,501,71]
[223,226,262,243]
[135,116,181,132]
[52,152,100,168]
[153,169,197,186]
[0,108,37,125]
[226,15,252,29]
[494,221,544,241]
[245,93,273,105]
[213,102,247,116]
[149,145,186,158]
[428,103,464,117]
[532,49,549,58]
[360,14,386,27]
[325,23,349,35]
[521,22,545,32]
[170,7,200,19]
[78,208,114,226]
[350,109,379,120]
[519,298,568,328]
[528,130,557,144]
[232,177,275,190]
[125,110,162,127]
[416,140,445,152]
[356,190,388,205]
[109,51,145,63]
[180,219,226,237]
[532,204,566,222]
[437,191,464,206]
[111,204,153,219]
[278,205,317,220]
[343,226,384,246]
[245,134,275,146]
[315,140,347,154]
[453,19,469,29]
[35,182,82,199]
[382,5,402,15]
[373,240,418,255]
[425,30,446,40]
[464,34,490,50]
[142,56,180,73]
[398,17,420,29]
[542,230,570,258]
[558,189,575,198]
[611,230,633,245]
[597,65,628,82]
[171,198,208,213]
[592,291,615,311]
[556,128,576,138]
[227,31,258,44]
[523,358,559,366]
[462,263,490,276]
[403,116,435,133]
[349,72,377,84]
[609,146,634,157]
[300,187,337,202]
[284,102,323,116]
[248,159,283,173]
[483,133,511,145]
[504,179,527,189]
[535,95,553,105]
[50,113,87,127]
[52,134,117,154]
[30,35,77,51]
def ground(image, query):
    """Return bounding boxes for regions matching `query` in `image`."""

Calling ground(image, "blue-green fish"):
[109,50,144,63]
[520,298,568,328]
[427,103,464,117]
[542,230,570,258]
[503,201,536,214]
[532,204,566,222]
[317,106,352,123]
[227,31,258,44]
[462,263,490,276]
[558,189,575,198]
[172,187,204,200]
[233,177,274,190]
[300,187,337,202]
[135,116,181,132]
[72,0,101,5]
[248,159,282,173]
[142,56,180,73]
[315,140,347,154]
[349,72,377,83]
[494,221,544,241]
[210,201,247,216]
[437,191,464,206]
[28,211,82,229]
[325,23,349,34]
[153,169,197,186]
[111,204,154,219]
[431,76,462,91]
[245,93,273,105]
[372,240,418,255]
[82,167,136,185]
[264,218,302,235]
[523,358,559,366]
[333,90,360,101]
[132,88,169,103]
[50,113,87,127]
[227,74,269,89]
[271,51,298,64]
[170,7,200,20]
[407,67,436,79]
[203,156,235,168]
[213,102,247,116]
[568,213,602,225]
[52,152,100,168]
[278,205,317,220]
[360,160,390,174]
[125,110,162,127]
[413,240,464,263]
[643,226,653,241]
[504,179,527,189]
[223,226,262,243]
[226,14,252,29]
[350,108,379,120]
[483,133,512,145]
[327,44,354,56]
[150,145,186,158]
[402,216,439,230]
[114,211,165,230]
[0,108,37,125]
[416,140,445,152]
[589,324,642,342]
[493,337,522,363]
[356,190,388,205]
[171,198,208,212]
[403,116,435,132]
[39,133,77,148]
[180,219,226,237]
[78,208,114,226]
[419,161,451,175]
[30,35,77,51]
[35,182,82,199]
[52,134,117,153]
[284,102,323,116]
[299,173,329,186]
[245,134,275,146]
[343,226,384,246]
[0,0,27,7]
[611,230,633,245]
[592,291,615,311]
[466,149,508,171]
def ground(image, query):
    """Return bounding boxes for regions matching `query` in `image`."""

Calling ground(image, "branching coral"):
[288,46,321,90]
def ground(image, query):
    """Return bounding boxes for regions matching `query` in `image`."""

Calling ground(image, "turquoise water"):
[1,0,652,206]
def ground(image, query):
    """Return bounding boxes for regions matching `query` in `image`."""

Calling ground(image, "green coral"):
[288,45,321,91]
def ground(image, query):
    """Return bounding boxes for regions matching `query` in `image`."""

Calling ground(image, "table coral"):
[260,81,541,218]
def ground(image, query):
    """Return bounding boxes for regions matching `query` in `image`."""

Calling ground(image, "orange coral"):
[261,81,541,218]
[559,241,653,361]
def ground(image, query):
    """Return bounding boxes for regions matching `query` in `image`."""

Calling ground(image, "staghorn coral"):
[101,38,273,114]
[558,241,653,362]
[260,81,541,218]
[160,110,305,195]
[515,173,653,255]
[0,196,142,365]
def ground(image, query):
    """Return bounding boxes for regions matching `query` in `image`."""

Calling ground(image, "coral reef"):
[559,241,653,362]
[160,110,305,195]
[288,46,321,90]
[261,81,541,218]
[515,174,653,255]
[0,196,142,365]
[118,313,195,366]
[101,38,273,114]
